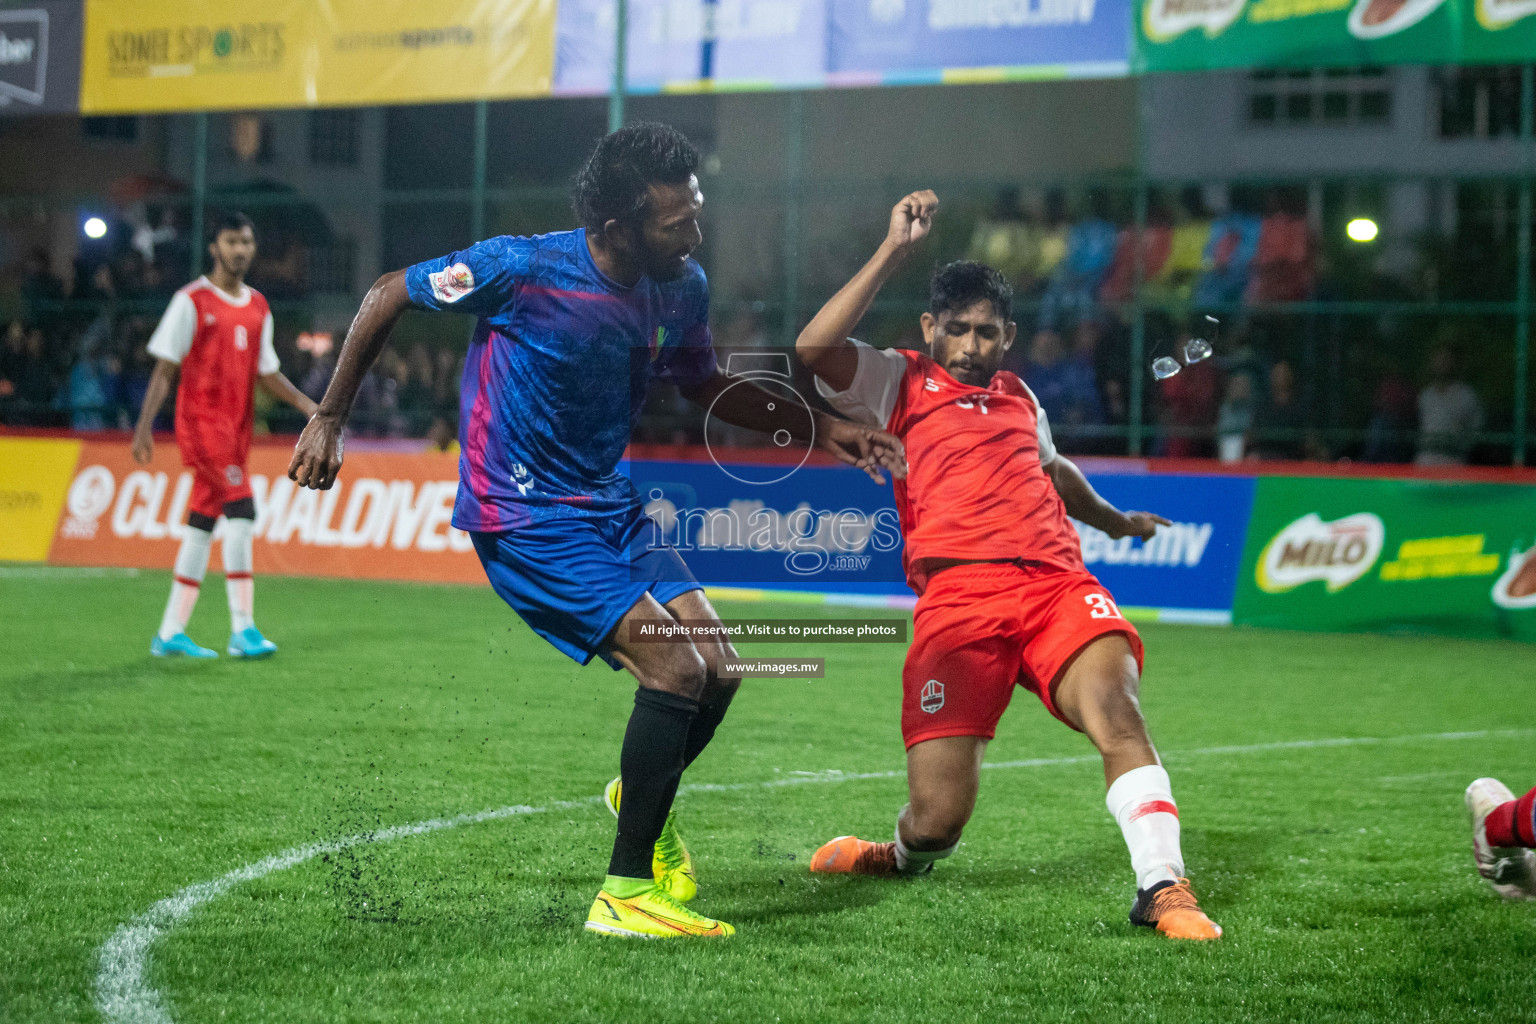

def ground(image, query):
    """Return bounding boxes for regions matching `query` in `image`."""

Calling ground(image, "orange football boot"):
[810,835,900,876]
[1129,878,1223,940]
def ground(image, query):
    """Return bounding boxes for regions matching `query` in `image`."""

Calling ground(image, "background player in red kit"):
[797,192,1222,940]
[132,212,317,659]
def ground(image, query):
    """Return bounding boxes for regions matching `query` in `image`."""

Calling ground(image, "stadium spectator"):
[1147,186,1214,304]
[432,347,461,420]
[1154,329,1220,458]
[1247,187,1315,304]
[1360,370,1416,464]
[3,327,57,426]
[966,187,1042,292]
[20,247,64,311]
[1215,372,1255,463]
[58,353,112,431]
[1037,188,1118,330]
[1248,360,1307,460]
[1099,195,1172,306]
[398,343,437,434]
[1025,321,1103,443]
[1194,187,1262,306]
[1035,188,1070,284]
[1416,347,1483,466]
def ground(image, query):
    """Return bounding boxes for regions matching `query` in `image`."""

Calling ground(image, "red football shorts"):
[901,563,1144,748]
[180,432,253,519]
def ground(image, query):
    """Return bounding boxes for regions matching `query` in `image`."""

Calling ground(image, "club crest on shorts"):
[920,678,944,713]
[225,465,243,485]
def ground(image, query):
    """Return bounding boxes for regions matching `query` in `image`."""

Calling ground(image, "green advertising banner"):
[1233,476,1536,640]
[1136,0,1536,71]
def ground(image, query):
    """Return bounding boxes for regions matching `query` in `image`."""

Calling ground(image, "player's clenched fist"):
[288,414,345,490]
[885,190,938,252]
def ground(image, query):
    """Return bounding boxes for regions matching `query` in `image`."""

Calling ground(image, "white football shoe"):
[1465,778,1536,901]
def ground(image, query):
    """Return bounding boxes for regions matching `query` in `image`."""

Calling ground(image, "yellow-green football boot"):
[584,883,733,938]
[603,776,698,902]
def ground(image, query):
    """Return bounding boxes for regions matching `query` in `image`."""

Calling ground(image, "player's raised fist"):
[886,190,938,252]
[288,413,346,490]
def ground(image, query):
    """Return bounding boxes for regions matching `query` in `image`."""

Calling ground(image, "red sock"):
[1486,786,1536,848]
[1517,786,1536,847]
[1486,802,1519,847]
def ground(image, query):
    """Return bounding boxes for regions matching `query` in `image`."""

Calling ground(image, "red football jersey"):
[146,277,277,463]
[816,342,1084,592]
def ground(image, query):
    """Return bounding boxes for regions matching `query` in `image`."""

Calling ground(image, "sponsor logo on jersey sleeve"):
[1256,512,1384,593]
[429,262,476,304]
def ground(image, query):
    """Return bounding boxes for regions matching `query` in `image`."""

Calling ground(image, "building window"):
[1438,65,1525,139]
[1247,67,1391,128]
[308,236,357,294]
[82,116,139,142]
[309,109,359,166]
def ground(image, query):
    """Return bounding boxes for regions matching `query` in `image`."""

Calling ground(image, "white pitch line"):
[93,726,1534,1024]
[0,565,142,579]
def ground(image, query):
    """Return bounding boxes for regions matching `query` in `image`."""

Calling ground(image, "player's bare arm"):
[131,358,179,464]
[679,369,907,483]
[1044,455,1170,541]
[258,372,319,421]
[288,269,413,489]
[795,190,938,392]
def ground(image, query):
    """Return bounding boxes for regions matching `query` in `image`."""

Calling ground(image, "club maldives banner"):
[1233,476,1536,641]
[1137,0,1536,72]
[78,0,555,113]
[553,0,1131,94]
[0,1,82,115]
[6,436,1533,638]
[5,437,1250,620]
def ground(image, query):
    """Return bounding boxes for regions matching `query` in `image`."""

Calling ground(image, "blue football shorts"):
[470,505,702,669]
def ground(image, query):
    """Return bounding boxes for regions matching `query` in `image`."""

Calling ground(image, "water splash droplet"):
[1151,356,1181,380]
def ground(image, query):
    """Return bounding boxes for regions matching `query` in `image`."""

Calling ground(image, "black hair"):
[929,260,1012,322]
[571,122,699,231]
[207,211,255,244]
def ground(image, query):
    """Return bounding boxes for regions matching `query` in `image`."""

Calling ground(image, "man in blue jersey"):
[289,123,905,939]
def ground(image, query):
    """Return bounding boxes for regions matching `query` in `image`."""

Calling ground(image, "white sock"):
[893,808,956,875]
[1105,764,1185,892]
[158,526,212,640]
[223,516,255,633]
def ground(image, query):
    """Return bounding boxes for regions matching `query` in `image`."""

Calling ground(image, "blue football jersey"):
[405,228,716,532]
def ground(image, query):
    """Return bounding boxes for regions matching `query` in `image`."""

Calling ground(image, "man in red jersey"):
[797,192,1221,941]
[132,212,317,660]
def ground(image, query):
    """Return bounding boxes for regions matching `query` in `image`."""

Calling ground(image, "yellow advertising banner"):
[80,0,555,113]
[0,437,81,562]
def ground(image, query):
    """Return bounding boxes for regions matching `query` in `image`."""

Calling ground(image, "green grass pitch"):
[3,567,1535,1023]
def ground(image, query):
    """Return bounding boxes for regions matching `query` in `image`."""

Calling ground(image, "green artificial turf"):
[2,567,1534,1023]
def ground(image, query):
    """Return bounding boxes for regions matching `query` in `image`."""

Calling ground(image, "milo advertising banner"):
[1136,0,1536,71]
[1233,476,1536,641]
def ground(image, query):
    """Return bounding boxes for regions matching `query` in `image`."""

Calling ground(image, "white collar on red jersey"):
[193,275,253,307]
